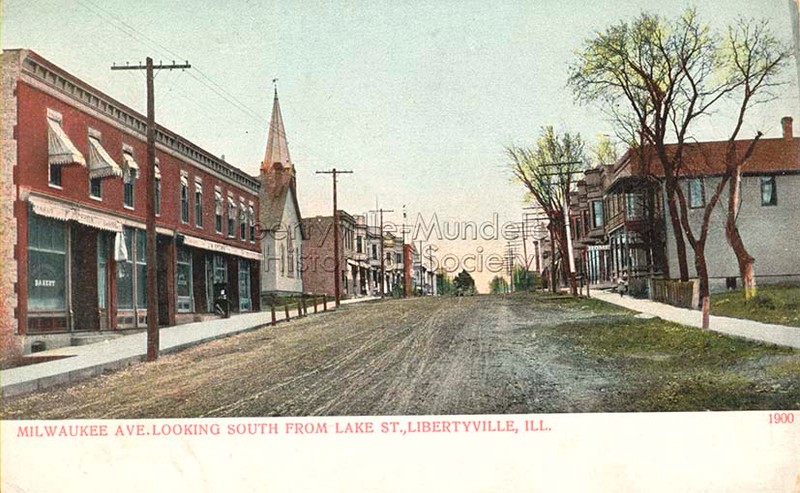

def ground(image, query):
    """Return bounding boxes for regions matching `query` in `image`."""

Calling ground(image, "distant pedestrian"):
[618,271,628,297]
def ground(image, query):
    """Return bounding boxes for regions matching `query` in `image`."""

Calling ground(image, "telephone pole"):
[112,58,190,362]
[369,207,394,298]
[316,168,353,306]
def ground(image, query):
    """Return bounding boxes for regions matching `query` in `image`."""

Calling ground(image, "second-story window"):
[90,177,102,199]
[88,132,123,201]
[121,148,139,209]
[47,112,86,188]
[215,190,223,233]
[357,237,363,253]
[688,178,705,209]
[154,162,161,216]
[227,196,236,237]
[248,205,256,242]
[239,201,247,240]
[123,168,135,208]
[180,174,189,223]
[591,200,604,228]
[761,176,777,206]
[195,180,203,228]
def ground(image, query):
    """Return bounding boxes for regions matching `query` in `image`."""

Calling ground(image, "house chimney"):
[781,116,793,140]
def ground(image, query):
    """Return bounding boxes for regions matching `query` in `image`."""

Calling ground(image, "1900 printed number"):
[768,412,795,424]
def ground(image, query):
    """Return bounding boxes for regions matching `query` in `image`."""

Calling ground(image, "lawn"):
[552,315,800,411]
[711,284,800,327]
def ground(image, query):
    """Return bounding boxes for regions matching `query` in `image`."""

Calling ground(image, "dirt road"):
[3,294,797,418]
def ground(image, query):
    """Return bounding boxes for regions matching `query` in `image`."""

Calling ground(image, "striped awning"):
[47,119,86,167]
[88,137,123,180]
[122,152,140,177]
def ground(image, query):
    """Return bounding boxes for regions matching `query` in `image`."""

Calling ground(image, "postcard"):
[2,1,799,491]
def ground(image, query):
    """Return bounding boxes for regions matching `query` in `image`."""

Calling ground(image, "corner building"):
[2,50,261,353]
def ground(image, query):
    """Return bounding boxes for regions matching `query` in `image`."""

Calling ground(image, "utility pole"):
[316,168,353,306]
[402,205,407,297]
[541,161,583,296]
[369,207,394,298]
[112,58,190,362]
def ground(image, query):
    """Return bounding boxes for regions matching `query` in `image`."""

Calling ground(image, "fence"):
[648,278,698,309]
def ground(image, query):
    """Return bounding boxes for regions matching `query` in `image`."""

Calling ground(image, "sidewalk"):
[1,296,379,399]
[591,289,800,349]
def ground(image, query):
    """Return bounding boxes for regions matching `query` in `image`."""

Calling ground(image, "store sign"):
[34,279,57,287]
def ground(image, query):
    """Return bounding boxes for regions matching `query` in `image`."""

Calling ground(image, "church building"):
[259,89,304,300]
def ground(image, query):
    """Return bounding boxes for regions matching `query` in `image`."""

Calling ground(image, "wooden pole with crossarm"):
[111,58,190,361]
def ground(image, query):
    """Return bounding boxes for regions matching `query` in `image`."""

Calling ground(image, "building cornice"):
[19,51,260,194]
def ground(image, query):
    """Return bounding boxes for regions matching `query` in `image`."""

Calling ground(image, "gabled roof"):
[609,133,800,190]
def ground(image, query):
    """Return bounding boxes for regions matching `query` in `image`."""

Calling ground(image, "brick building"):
[2,49,261,353]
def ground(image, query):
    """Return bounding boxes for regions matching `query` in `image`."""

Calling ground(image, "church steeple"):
[261,85,292,172]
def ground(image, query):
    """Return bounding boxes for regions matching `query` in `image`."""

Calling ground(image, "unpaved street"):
[3,294,797,419]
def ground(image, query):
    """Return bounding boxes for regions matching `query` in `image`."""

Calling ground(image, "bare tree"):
[569,9,789,326]
[507,126,586,296]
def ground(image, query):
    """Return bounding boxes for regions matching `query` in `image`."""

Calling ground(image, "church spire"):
[261,84,292,172]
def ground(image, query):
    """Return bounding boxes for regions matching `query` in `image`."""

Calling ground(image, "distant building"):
[2,49,261,353]
[259,89,304,299]
[301,211,356,298]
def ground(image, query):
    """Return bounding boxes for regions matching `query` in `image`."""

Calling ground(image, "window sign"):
[27,214,66,311]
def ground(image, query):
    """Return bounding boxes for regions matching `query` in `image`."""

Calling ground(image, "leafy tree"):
[489,275,509,294]
[569,9,789,325]
[453,269,476,295]
[507,126,586,295]
[592,134,619,166]
[436,269,456,295]
[512,266,539,292]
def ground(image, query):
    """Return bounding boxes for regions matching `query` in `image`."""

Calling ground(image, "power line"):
[77,0,352,175]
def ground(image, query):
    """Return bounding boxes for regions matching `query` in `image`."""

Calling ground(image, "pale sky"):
[3,0,797,291]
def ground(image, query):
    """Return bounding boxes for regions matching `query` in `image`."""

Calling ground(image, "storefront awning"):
[182,235,261,261]
[88,137,123,179]
[28,194,122,233]
[48,119,86,167]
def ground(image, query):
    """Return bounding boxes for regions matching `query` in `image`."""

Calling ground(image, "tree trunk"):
[725,171,757,300]
[665,180,690,281]
[695,247,710,329]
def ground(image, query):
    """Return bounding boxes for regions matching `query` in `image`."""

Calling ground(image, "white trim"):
[182,235,261,261]
[28,194,122,233]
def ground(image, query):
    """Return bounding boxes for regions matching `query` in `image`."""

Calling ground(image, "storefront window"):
[27,214,66,311]
[177,247,193,312]
[136,230,147,309]
[239,259,251,312]
[97,234,107,309]
[117,228,134,309]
